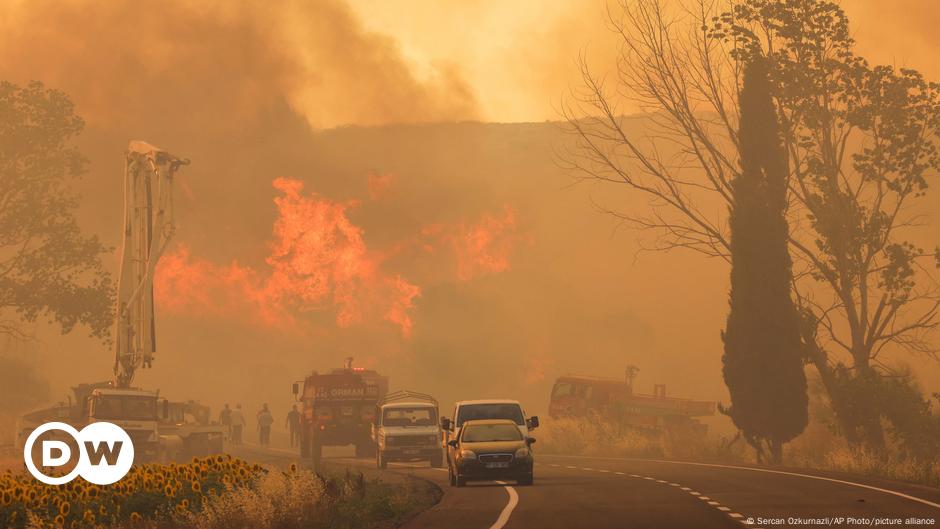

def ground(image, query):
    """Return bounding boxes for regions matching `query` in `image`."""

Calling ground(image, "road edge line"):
[543,454,940,509]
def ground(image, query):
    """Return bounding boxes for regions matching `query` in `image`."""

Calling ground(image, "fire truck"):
[548,367,716,436]
[292,358,389,468]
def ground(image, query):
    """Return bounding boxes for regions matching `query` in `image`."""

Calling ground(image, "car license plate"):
[403,449,419,455]
[485,462,510,469]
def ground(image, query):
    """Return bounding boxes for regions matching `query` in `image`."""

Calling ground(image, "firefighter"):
[230,404,246,445]
[286,404,301,448]
[257,403,274,447]
[219,403,232,441]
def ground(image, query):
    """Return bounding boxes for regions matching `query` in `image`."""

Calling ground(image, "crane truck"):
[16,142,223,462]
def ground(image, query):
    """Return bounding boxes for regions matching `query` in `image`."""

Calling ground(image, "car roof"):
[461,419,519,426]
[455,399,522,406]
[383,402,436,408]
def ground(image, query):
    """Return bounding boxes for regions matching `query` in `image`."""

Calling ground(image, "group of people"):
[218,403,303,448]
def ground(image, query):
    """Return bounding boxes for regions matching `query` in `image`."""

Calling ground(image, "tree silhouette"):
[562,0,940,451]
[722,58,807,464]
[0,80,112,341]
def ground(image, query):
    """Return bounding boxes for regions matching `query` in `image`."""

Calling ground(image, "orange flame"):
[423,205,522,281]
[155,178,421,336]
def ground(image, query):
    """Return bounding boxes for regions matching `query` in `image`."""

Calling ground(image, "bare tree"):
[561,0,940,448]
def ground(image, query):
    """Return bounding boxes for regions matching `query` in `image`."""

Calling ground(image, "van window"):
[456,403,524,426]
[551,383,574,397]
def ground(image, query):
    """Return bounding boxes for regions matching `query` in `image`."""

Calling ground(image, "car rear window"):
[462,423,523,442]
[456,403,524,426]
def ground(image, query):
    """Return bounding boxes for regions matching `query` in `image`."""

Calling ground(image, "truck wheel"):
[300,425,311,458]
[312,438,322,471]
[455,473,466,487]
[376,451,388,469]
[518,474,533,486]
[355,443,375,458]
[448,466,456,486]
[430,452,444,468]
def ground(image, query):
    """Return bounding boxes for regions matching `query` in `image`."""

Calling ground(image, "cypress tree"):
[721,57,808,464]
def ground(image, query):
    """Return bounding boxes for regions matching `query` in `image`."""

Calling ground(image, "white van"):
[441,399,539,464]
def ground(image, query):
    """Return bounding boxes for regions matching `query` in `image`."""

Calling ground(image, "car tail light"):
[317,409,332,423]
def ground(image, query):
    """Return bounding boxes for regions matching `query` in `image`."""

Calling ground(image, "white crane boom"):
[113,141,189,388]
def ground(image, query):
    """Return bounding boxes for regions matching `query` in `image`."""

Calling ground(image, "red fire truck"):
[292,358,389,468]
[548,369,715,436]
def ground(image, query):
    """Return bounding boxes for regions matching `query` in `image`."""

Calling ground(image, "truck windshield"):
[94,396,156,421]
[383,407,437,427]
[462,424,523,442]
[456,404,524,426]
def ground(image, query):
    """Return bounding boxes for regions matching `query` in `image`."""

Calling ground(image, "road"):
[240,446,940,529]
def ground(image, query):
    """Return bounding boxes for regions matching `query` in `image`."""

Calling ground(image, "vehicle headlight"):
[514,447,530,458]
[459,449,476,460]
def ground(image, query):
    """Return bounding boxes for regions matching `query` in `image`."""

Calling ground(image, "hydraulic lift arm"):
[113,141,189,388]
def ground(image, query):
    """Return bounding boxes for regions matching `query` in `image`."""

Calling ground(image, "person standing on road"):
[230,404,246,445]
[219,403,232,441]
[257,403,274,447]
[286,404,301,448]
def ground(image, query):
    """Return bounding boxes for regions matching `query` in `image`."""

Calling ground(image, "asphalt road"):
[238,446,940,529]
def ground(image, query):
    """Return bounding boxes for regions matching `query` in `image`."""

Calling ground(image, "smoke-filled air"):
[2,1,940,528]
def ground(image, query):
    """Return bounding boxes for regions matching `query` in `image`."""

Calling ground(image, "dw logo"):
[23,422,135,485]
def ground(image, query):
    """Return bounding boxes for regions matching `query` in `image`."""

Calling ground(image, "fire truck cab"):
[292,358,389,468]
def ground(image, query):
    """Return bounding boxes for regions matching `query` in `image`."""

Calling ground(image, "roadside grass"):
[0,456,437,529]
[537,416,940,487]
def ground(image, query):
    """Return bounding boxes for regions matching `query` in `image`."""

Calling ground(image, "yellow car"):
[447,419,535,487]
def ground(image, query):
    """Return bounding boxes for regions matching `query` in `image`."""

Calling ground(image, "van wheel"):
[518,474,533,486]
[455,474,466,487]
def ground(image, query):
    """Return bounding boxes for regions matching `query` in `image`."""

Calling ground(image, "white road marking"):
[543,454,940,509]
[490,481,519,529]
[598,469,611,473]
[582,467,595,471]
[577,461,756,525]
[566,465,577,469]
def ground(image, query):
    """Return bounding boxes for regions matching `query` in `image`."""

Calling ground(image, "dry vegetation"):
[0,455,433,529]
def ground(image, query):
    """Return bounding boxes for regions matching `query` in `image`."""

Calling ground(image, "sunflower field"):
[0,455,263,529]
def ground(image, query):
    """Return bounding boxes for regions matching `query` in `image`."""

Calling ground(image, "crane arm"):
[113,141,189,388]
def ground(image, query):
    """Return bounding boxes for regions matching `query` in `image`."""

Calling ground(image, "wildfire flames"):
[155,178,523,338]
[423,205,522,281]
[156,178,420,336]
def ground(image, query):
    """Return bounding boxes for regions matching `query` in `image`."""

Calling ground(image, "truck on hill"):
[292,358,389,468]
[548,368,715,437]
